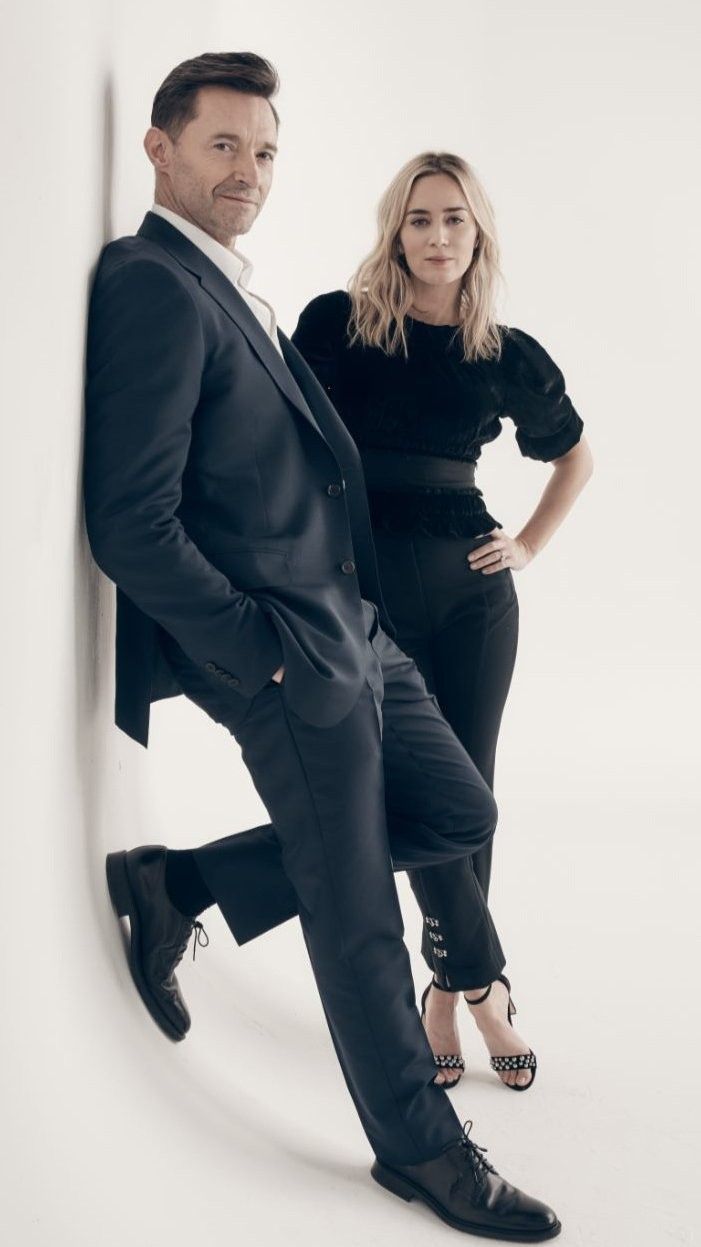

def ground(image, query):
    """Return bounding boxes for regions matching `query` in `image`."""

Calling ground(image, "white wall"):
[1,2,698,1244]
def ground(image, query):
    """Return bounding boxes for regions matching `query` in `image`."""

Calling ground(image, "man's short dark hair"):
[151,52,280,141]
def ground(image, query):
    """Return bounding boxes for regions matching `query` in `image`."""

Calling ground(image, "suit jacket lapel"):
[277,330,363,473]
[132,213,390,634]
[135,211,326,444]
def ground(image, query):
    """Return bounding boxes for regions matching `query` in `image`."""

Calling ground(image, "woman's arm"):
[468,437,593,572]
[516,434,593,559]
[469,328,593,574]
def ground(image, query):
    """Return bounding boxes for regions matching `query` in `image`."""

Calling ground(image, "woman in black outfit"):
[291,152,593,1091]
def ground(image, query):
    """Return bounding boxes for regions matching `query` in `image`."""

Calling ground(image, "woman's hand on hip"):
[466,528,533,575]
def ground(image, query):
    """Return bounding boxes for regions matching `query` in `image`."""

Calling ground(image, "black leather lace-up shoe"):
[106,844,210,1042]
[371,1119,561,1241]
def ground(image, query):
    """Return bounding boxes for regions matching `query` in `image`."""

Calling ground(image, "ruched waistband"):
[360,448,477,491]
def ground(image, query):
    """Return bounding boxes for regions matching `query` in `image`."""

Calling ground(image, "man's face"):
[145,85,278,245]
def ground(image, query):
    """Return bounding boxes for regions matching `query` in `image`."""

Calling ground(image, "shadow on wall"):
[74,72,118,937]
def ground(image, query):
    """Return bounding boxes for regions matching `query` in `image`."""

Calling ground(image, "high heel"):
[419,978,465,1089]
[464,973,537,1091]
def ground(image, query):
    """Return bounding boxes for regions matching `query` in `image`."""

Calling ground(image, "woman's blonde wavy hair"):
[347,152,504,364]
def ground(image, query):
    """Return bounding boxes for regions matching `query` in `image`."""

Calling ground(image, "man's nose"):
[231,150,261,187]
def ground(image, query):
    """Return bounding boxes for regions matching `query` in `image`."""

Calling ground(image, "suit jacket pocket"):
[224,546,292,590]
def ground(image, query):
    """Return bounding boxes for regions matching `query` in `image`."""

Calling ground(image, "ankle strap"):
[464,983,492,1005]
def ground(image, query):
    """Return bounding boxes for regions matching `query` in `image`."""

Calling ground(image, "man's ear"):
[143,126,170,171]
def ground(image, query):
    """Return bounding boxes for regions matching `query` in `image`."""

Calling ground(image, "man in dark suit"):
[83,52,559,1241]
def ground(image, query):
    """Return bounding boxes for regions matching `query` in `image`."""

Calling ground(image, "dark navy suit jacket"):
[83,210,395,747]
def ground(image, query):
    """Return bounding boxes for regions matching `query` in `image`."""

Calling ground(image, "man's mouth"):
[218,193,257,205]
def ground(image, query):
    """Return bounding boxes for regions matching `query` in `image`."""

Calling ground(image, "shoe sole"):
[106,850,187,1043]
[370,1160,561,1241]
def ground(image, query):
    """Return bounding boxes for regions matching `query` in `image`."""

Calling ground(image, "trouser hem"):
[424,951,507,993]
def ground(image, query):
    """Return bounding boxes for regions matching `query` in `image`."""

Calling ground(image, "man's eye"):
[258,151,274,161]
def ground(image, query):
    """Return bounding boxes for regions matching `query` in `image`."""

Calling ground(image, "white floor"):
[86,793,697,1246]
[3,690,696,1247]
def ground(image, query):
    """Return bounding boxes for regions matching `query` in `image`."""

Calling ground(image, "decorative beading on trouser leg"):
[424,915,449,983]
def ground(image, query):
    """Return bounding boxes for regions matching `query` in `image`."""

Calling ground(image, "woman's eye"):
[410,216,466,227]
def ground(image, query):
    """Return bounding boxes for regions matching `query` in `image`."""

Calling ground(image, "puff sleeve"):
[499,327,584,462]
[290,289,350,400]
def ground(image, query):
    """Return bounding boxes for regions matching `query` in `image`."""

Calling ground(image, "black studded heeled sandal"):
[419,978,465,1088]
[464,973,537,1091]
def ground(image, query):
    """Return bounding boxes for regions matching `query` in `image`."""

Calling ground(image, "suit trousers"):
[160,598,502,1165]
[371,529,520,990]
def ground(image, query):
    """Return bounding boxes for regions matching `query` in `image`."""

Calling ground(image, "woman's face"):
[397,173,479,290]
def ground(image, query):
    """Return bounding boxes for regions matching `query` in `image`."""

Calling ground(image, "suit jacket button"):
[205,662,216,672]
[340,559,356,574]
[327,483,342,497]
[228,676,240,687]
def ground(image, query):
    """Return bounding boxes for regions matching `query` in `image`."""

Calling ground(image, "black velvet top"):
[290,289,584,538]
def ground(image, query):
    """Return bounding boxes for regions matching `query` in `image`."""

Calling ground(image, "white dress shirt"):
[149,202,283,356]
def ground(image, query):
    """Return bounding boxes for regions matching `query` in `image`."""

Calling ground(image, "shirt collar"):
[149,202,254,290]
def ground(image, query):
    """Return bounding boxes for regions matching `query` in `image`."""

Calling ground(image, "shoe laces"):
[455,1119,498,1186]
[190,920,210,961]
[173,918,210,967]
